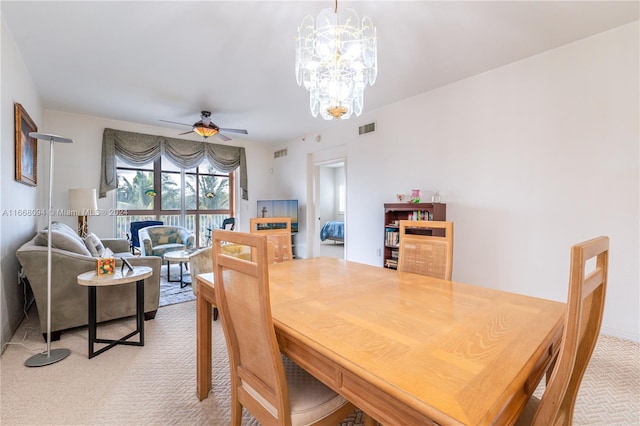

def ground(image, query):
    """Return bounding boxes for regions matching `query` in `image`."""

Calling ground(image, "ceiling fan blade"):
[178,130,194,135]
[217,133,232,142]
[160,119,192,127]
[218,128,248,134]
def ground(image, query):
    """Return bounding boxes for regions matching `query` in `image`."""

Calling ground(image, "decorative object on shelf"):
[69,188,98,238]
[295,0,377,120]
[432,190,441,203]
[396,194,405,202]
[25,132,74,367]
[410,189,421,203]
[14,103,38,187]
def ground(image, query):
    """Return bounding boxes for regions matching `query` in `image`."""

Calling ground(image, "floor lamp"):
[25,132,73,367]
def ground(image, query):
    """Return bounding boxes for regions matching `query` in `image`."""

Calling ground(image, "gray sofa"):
[16,222,161,341]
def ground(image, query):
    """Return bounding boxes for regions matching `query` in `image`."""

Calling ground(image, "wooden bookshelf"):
[383,202,447,269]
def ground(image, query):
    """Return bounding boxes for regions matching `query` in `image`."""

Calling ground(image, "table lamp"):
[69,188,97,238]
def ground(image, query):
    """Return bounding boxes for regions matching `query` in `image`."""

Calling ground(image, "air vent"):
[274,149,287,159]
[358,121,376,135]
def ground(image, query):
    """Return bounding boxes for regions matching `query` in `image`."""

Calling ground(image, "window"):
[116,156,234,247]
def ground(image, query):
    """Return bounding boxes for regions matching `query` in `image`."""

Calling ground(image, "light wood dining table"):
[196,257,565,425]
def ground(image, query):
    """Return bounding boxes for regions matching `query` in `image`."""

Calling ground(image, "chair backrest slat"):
[398,220,453,280]
[250,217,293,263]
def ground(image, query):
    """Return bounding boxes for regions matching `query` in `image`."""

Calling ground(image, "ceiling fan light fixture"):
[193,125,218,139]
[295,0,377,120]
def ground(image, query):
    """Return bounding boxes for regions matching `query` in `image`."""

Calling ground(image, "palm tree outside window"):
[116,156,234,247]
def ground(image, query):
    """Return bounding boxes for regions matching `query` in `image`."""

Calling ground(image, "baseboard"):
[601,327,639,343]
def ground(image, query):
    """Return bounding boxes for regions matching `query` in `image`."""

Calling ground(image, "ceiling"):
[2,1,638,145]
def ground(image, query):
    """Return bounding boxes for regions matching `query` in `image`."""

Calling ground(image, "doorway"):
[314,160,345,260]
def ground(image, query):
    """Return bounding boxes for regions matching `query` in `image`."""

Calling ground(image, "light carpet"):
[1,301,638,425]
[0,301,363,425]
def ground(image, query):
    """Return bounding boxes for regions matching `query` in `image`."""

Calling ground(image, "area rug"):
[159,263,196,307]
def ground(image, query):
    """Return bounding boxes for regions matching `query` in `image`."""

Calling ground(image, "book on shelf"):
[385,230,399,247]
[405,210,434,221]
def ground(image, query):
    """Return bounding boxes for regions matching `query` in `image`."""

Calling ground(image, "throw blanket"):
[320,221,344,241]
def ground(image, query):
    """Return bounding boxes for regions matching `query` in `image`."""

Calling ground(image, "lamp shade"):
[193,124,219,138]
[69,188,97,215]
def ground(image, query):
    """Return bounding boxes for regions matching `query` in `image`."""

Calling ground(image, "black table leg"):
[87,279,145,359]
[136,278,144,345]
[88,286,97,359]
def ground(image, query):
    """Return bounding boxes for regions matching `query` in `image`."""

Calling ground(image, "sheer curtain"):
[100,128,248,199]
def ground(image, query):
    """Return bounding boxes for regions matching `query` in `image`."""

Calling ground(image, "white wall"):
[319,167,335,222]
[270,22,639,341]
[333,166,345,219]
[0,18,48,349]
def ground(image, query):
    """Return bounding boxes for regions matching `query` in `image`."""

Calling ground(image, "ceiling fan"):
[160,111,248,141]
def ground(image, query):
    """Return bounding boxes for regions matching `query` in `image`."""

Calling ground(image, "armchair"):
[138,225,195,257]
[129,220,163,254]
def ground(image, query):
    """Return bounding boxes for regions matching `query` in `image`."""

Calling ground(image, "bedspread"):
[320,221,344,241]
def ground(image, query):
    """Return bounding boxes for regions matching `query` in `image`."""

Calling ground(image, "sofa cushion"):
[50,221,84,243]
[35,229,92,256]
[84,233,105,257]
[153,243,186,258]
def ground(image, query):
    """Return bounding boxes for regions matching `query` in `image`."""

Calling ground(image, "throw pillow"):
[50,221,84,243]
[84,233,105,257]
[35,229,92,256]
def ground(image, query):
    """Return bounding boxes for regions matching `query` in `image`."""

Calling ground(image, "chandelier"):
[295,0,377,120]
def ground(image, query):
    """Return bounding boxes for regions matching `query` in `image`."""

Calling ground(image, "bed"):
[320,220,344,243]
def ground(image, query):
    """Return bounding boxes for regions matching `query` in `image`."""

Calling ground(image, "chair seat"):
[153,244,186,257]
[286,356,350,425]
[243,356,350,426]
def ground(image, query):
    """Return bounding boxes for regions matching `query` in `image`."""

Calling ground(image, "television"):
[256,199,298,233]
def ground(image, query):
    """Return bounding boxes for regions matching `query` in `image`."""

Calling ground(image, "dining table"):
[196,257,565,425]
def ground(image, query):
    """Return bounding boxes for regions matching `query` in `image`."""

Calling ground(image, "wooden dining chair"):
[250,217,293,263]
[212,230,356,426]
[516,236,609,426]
[397,220,454,280]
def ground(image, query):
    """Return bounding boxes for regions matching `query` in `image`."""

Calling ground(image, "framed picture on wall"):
[14,103,38,187]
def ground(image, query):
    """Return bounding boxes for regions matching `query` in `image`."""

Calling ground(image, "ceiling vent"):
[274,148,288,159]
[358,121,376,135]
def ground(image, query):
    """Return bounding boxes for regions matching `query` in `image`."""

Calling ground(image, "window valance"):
[100,128,248,200]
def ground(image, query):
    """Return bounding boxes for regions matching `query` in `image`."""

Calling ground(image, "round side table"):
[77,266,152,359]
[164,249,197,288]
